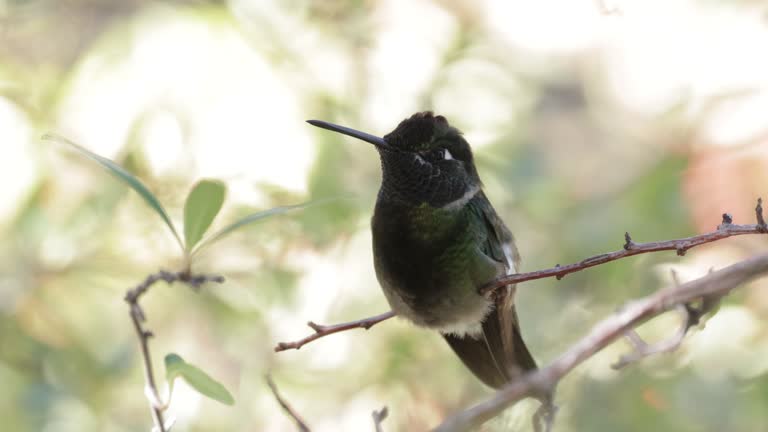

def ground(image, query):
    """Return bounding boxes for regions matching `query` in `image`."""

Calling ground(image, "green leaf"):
[164,353,234,406]
[191,200,328,256]
[183,179,226,252]
[44,133,184,252]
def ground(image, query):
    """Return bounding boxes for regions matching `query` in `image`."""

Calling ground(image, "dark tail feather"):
[443,306,536,389]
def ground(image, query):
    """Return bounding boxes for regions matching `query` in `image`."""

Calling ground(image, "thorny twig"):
[480,199,768,295]
[274,311,395,352]
[125,270,225,432]
[266,375,311,432]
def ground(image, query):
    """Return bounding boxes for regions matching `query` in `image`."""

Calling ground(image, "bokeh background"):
[2,0,768,431]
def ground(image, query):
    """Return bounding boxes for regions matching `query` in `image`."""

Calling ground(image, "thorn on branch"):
[721,213,733,226]
[669,269,681,287]
[757,198,767,232]
[623,232,635,250]
[555,264,564,280]
[676,246,687,256]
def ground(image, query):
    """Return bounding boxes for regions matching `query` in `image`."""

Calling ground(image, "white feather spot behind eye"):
[443,149,454,160]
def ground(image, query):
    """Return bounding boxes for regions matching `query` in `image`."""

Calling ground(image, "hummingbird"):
[307,112,536,389]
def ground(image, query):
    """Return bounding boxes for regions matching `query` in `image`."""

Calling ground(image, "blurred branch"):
[125,270,225,432]
[266,375,311,432]
[480,198,768,296]
[274,311,395,352]
[434,252,768,432]
[611,269,724,369]
[372,407,389,432]
[266,375,388,432]
[610,305,692,370]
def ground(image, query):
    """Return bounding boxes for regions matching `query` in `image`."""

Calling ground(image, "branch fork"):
[434,253,768,431]
[125,270,225,432]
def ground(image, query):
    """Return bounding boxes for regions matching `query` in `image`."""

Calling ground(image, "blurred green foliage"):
[1,1,768,431]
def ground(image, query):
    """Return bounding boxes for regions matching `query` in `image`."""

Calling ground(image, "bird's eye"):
[430,148,453,160]
[422,148,454,163]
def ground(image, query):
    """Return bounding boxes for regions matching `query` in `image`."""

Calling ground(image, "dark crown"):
[383,111,457,152]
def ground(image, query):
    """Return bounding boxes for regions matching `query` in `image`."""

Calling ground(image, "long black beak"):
[307,119,387,149]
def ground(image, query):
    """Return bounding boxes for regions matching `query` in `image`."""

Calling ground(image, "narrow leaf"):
[183,179,226,252]
[191,200,329,256]
[44,133,184,251]
[164,353,234,406]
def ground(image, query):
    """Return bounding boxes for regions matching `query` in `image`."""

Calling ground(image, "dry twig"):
[125,270,225,432]
[266,375,389,432]
[480,202,768,295]
[275,311,395,352]
[266,375,311,432]
[372,406,389,432]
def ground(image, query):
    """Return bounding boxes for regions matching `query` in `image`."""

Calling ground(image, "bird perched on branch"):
[308,112,536,388]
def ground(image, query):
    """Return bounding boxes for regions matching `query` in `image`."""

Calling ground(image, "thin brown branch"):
[266,375,311,432]
[372,406,389,432]
[125,270,225,432]
[277,199,767,353]
[127,305,167,431]
[480,200,768,296]
[433,253,768,432]
[274,311,396,352]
